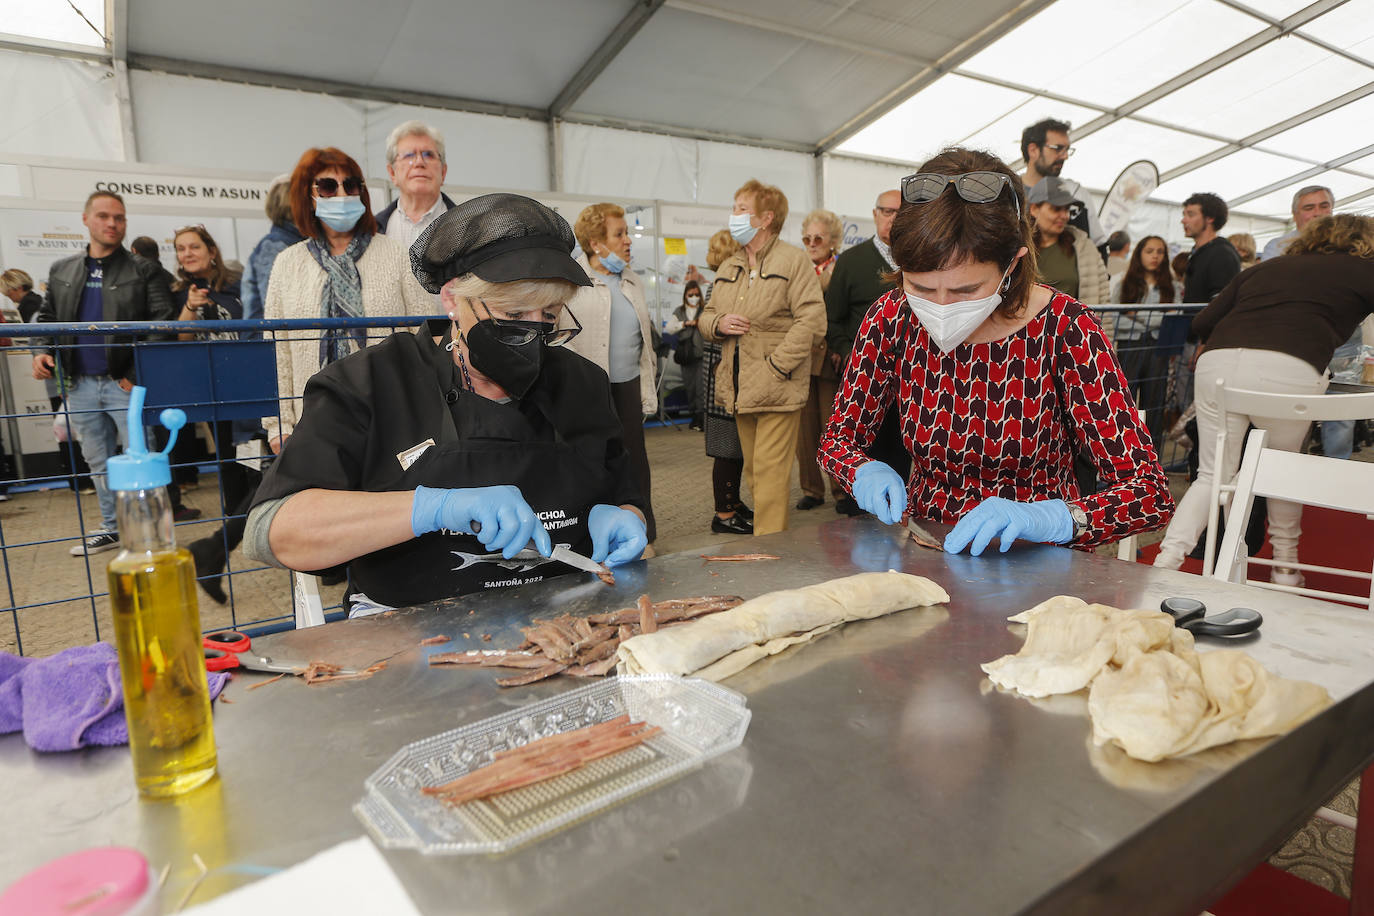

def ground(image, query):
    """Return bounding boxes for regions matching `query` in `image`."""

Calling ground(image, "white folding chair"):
[292,572,326,628]
[1201,383,1374,578]
[1211,428,1374,610]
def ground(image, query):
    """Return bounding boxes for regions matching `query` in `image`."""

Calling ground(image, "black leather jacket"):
[37,246,175,381]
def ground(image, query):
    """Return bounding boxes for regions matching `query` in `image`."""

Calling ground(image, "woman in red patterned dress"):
[818,148,1172,556]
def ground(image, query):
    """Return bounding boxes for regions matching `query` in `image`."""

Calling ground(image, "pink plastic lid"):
[0,847,150,916]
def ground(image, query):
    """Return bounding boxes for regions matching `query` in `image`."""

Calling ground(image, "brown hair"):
[1170,251,1190,281]
[888,148,1034,317]
[172,225,240,292]
[84,189,125,212]
[1031,208,1075,260]
[572,202,626,259]
[1118,235,1175,304]
[734,179,789,234]
[288,147,377,241]
[1285,214,1374,260]
[705,229,740,271]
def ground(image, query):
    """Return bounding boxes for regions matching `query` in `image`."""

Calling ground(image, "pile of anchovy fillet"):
[427,594,744,686]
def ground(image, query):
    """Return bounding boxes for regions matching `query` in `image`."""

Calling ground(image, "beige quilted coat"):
[700,236,827,415]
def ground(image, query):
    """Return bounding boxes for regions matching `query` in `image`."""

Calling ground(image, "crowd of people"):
[4,112,1371,611]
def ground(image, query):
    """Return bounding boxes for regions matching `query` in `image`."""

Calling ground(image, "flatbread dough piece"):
[985,595,1333,762]
[1089,646,1332,761]
[617,572,948,679]
[982,604,1175,698]
[1006,594,1088,624]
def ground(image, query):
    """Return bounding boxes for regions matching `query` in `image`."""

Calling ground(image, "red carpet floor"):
[1137,504,1374,605]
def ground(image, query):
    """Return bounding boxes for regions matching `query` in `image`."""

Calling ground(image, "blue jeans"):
[65,376,130,530]
[1322,420,1354,460]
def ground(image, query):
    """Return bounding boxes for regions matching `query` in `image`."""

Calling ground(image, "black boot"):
[187,536,228,604]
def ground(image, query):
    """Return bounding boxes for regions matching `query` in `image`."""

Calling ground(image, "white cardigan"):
[564,255,658,415]
[262,234,434,441]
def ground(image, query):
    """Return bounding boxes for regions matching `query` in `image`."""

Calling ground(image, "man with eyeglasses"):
[1020,118,1108,254]
[32,190,175,556]
[375,121,458,255]
[245,193,648,612]
[823,188,909,516]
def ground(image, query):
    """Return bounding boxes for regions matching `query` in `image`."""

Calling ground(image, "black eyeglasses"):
[476,300,581,347]
[901,171,1021,222]
[313,176,364,197]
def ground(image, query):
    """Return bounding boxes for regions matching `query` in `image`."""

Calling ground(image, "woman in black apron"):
[244,194,648,611]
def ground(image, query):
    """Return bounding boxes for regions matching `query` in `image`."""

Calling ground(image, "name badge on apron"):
[397,438,436,470]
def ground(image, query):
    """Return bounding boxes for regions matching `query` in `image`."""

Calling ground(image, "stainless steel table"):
[4,517,1374,914]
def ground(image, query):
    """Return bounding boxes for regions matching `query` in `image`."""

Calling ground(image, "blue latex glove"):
[588,504,648,567]
[943,497,1074,556]
[411,485,552,560]
[851,460,907,525]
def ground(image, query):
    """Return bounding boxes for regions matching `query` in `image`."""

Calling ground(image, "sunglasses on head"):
[313,176,365,197]
[475,300,581,347]
[901,171,1022,222]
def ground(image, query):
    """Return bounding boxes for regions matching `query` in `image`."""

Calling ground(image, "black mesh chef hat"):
[410,193,592,294]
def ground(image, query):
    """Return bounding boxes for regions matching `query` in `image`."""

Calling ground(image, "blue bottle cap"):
[106,386,186,491]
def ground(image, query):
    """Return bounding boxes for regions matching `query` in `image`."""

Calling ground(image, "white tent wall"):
[558,122,816,233]
[361,105,548,193]
[0,49,123,162]
[129,71,368,174]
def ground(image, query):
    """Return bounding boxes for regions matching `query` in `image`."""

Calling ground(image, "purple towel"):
[0,642,229,753]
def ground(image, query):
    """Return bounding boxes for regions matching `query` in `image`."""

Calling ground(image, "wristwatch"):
[1068,504,1089,540]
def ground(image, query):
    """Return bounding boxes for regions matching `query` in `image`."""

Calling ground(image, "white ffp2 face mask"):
[905,265,1013,354]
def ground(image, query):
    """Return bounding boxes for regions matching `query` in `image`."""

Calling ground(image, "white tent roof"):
[4,0,1372,219]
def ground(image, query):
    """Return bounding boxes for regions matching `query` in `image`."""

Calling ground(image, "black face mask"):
[462,316,548,399]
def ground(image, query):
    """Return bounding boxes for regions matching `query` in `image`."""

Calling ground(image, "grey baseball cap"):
[1027,177,1076,207]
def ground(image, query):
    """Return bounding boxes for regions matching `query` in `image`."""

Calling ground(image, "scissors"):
[202,630,339,675]
[1160,598,1263,637]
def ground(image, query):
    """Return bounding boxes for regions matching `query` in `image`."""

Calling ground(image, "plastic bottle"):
[106,386,217,798]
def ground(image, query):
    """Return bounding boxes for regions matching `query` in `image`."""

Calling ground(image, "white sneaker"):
[70,530,119,556]
[1271,567,1305,587]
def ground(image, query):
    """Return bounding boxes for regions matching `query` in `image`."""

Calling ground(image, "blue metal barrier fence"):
[0,306,1197,655]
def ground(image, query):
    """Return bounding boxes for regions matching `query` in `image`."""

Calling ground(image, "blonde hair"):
[802,209,843,251]
[733,179,788,233]
[572,203,625,258]
[1227,232,1256,263]
[0,268,34,296]
[440,274,581,313]
[705,229,740,271]
[1285,214,1374,259]
[265,175,293,227]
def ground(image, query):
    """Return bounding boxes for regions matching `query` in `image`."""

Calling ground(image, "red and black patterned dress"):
[818,287,1173,547]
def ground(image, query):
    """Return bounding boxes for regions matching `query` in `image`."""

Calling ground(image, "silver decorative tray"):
[353,675,751,854]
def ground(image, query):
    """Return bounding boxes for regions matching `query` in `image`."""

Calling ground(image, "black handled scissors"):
[1160,598,1263,637]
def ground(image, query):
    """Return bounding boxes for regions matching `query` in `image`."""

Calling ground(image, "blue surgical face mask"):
[729,212,758,246]
[315,196,365,232]
[598,247,628,274]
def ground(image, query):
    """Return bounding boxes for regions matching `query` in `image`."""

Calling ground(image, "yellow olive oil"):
[109,547,217,797]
